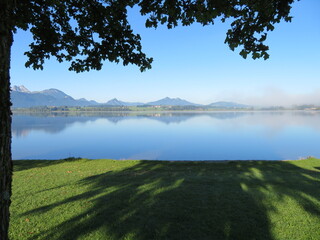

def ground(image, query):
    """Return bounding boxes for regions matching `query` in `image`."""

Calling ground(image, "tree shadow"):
[18,160,320,240]
[13,158,81,172]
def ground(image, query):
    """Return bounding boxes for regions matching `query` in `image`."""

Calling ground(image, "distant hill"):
[11,85,98,108]
[104,98,144,106]
[146,97,199,106]
[208,101,251,109]
[37,88,73,100]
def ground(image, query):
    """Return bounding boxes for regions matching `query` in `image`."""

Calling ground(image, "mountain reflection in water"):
[11,111,320,160]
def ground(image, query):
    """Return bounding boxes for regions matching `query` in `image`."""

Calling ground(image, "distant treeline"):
[11,105,320,113]
[12,106,132,112]
[12,105,254,113]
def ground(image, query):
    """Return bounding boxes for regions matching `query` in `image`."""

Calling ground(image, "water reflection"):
[11,111,320,160]
[12,114,100,137]
[12,111,320,137]
[12,111,245,137]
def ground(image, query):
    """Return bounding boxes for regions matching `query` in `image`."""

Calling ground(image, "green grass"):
[10,158,320,240]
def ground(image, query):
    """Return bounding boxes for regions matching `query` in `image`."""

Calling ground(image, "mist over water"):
[12,111,320,160]
[229,88,320,107]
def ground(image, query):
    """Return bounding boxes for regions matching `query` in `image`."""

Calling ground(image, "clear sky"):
[10,0,320,106]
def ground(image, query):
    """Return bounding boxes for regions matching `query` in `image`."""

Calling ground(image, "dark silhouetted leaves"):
[12,0,296,72]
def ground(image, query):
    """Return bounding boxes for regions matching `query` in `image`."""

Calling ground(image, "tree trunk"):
[0,0,14,239]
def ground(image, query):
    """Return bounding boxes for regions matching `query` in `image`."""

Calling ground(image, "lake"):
[11,111,320,160]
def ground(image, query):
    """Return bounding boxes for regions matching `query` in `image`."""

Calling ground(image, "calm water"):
[12,111,320,160]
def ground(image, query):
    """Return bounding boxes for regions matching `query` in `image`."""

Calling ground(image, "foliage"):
[12,0,295,72]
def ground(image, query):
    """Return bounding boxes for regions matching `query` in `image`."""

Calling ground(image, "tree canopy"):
[13,0,295,73]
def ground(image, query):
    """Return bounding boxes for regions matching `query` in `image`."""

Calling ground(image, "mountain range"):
[11,85,251,109]
[11,85,98,108]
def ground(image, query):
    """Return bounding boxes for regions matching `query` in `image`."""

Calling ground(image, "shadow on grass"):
[13,158,81,172]
[21,160,320,240]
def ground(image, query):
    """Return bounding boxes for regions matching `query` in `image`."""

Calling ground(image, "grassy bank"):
[10,158,320,240]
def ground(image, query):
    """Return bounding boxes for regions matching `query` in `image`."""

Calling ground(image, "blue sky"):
[10,0,320,106]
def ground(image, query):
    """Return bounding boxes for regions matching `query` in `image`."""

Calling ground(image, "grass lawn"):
[10,158,320,240]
